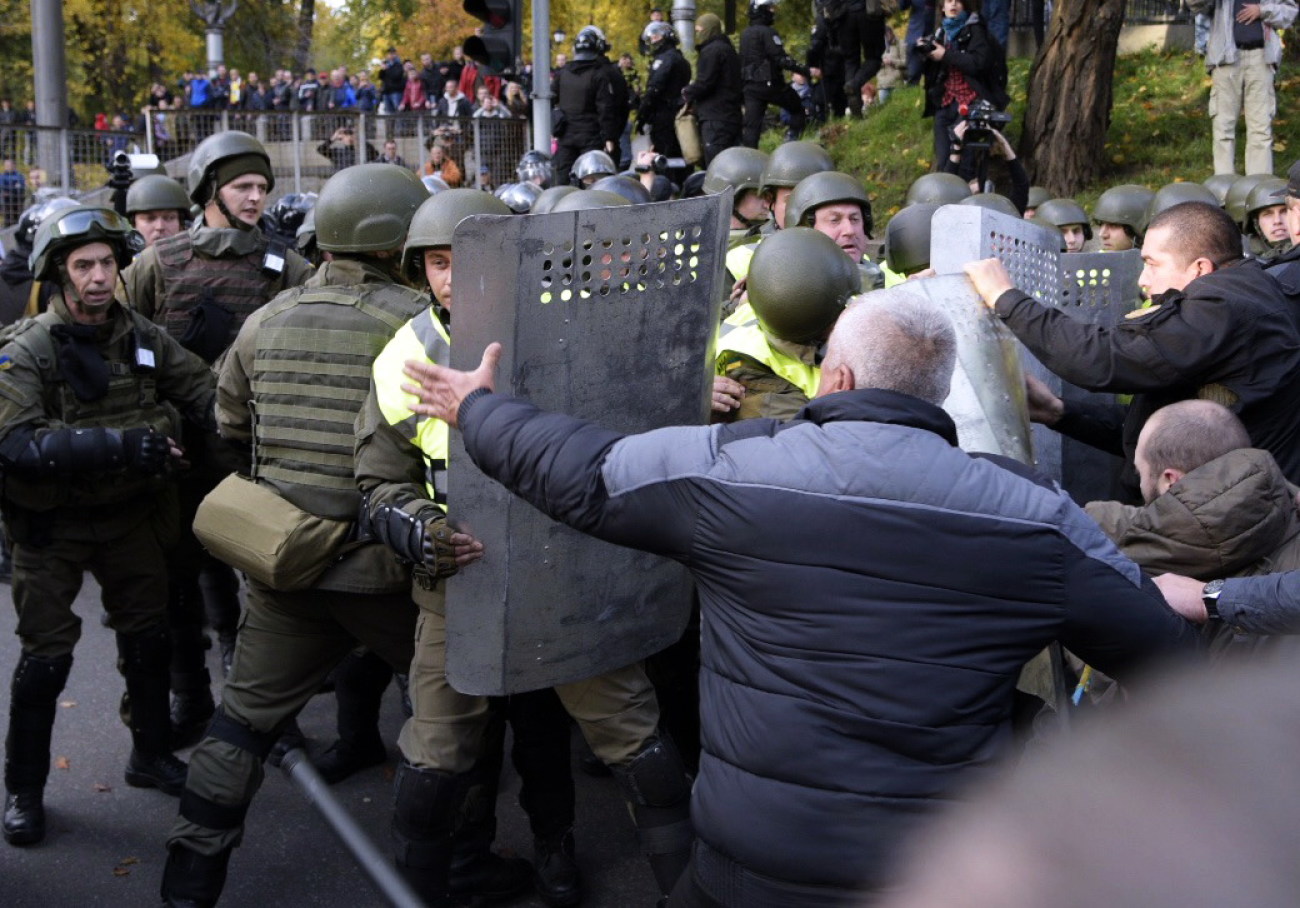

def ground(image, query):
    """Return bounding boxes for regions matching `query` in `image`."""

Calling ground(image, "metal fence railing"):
[1010,0,1191,30]
[0,111,532,230]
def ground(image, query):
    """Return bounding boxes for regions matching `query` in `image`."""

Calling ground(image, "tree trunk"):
[1019,0,1127,195]
[295,0,315,73]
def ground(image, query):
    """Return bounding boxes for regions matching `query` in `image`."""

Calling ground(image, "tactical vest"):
[373,307,452,504]
[2,308,177,511]
[250,280,426,520]
[716,302,821,397]
[154,230,285,357]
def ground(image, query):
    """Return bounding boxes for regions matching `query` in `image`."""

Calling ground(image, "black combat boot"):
[448,740,533,903]
[160,842,233,908]
[314,650,390,785]
[118,626,188,796]
[170,667,216,752]
[391,761,467,907]
[511,688,580,906]
[533,829,581,908]
[3,652,72,846]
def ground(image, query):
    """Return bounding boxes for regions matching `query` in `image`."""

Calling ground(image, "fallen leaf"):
[119,857,140,866]
[55,756,70,771]
[59,700,76,708]
[112,868,131,877]
[93,783,112,793]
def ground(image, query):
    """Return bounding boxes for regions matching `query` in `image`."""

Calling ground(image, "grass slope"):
[766,48,1300,225]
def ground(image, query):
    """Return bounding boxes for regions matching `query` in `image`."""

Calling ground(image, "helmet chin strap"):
[213,184,255,232]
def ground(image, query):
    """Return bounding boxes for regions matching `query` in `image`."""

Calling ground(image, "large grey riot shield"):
[907,275,1032,463]
[443,193,730,695]
[930,207,1143,501]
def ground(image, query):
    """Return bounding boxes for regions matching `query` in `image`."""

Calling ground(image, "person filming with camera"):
[916,0,1009,171]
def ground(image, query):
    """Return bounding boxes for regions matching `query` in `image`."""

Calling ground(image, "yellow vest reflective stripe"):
[715,302,821,397]
[373,307,452,502]
[725,240,760,281]
[882,263,907,288]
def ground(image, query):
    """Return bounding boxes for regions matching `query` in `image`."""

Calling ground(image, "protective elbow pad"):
[0,425,126,475]
[369,501,430,566]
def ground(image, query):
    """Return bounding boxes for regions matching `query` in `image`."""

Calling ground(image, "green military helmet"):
[186,130,274,204]
[1026,185,1051,211]
[125,174,191,216]
[884,202,939,276]
[1146,181,1222,232]
[758,141,834,196]
[315,163,429,254]
[551,189,632,212]
[1202,173,1239,205]
[401,189,511,279]
[1224,174,1271,227]
[532,185,579,214]
[904,172,971,206]
[703,147,769,196]
[29,205,145,282]
[1033,198,1092,238]
[748,227,861,345]
[1244,176,1289,235]
[1092,184,1154,235]
[960,193,1020,219]
[786,171,873,236]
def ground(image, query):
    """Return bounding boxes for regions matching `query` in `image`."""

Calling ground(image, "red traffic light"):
[463,0,513,29]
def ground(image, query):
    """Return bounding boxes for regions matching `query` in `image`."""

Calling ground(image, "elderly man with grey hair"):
[398,288,1195,907]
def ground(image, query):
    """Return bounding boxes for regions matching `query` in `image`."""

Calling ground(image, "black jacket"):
[997,258,1300,485]
[554,57,628,146]
[639,46,692,126]
[459,386,1195,901]
[685,35,744,125]
[919,13,1008,116]
[740,23,807,87]
[379,57,406,95]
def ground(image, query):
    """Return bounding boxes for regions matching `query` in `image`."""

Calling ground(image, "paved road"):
[0,576,661,907]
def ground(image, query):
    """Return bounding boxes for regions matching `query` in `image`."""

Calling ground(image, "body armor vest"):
[250,278,426,520]
[154,230,285,360]
[3,308,177,511]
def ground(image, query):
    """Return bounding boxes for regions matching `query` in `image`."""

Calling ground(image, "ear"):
[1192,256,1216,277]
[815,362,854,398]
[1158,467,1185,495]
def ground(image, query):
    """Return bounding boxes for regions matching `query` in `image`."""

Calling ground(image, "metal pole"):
[531,0,552,154]
[279,749,425,908]
[673,1,698,54]
[31,0,67,181]
[145,109,155,154]
[206,28,224,72]
[291,114,302,195]
[472,118,483,189]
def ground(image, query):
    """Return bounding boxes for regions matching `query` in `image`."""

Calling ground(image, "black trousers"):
[841,12,887,94]
[700,119,742,166]
[742,83,805,147]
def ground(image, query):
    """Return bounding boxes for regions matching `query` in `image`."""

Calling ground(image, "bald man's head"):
[1135,400,1251,502]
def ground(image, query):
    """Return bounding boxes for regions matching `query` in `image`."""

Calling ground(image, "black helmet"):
[574,26,610,59]
[748,227,861,345]
[516,149,553,186]
[884,203,940,276]
[495,181,543,213]
[682,171,708,199]
[749,0,778,24]
[29,205,144,282]
[16,196,79,252]
[641,21,678,53]
[263,191,318,240]
[591,175,653,205]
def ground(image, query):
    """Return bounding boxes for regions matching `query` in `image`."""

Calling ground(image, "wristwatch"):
[1201,578,1226,622]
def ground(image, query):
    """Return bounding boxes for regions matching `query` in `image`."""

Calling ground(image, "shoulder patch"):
[653,59,664,70]
[773,35,784,46]
[1125,303,1160,319]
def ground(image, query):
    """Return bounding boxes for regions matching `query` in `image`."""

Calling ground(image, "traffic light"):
[463,1,521,76]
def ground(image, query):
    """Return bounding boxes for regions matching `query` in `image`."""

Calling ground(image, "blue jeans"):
[906,0,934,82]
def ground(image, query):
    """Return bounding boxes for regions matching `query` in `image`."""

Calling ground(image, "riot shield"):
[1056,250,1144,502]
[907,275,1032,463]
[931,205,1066,480]
[443,193,731,695]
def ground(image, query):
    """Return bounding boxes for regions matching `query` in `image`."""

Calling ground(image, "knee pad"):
[608,733,691,809]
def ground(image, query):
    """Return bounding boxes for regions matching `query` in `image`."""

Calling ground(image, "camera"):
[915,36,938,55]
[960,100,1012,151]
[635,153,668,175]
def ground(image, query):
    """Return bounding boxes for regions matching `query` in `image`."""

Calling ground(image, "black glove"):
[122,427,170,474]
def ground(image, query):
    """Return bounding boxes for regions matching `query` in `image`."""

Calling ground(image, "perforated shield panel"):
[443,193,730,695]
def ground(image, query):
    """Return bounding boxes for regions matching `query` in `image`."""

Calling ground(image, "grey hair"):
[826,289,957,405]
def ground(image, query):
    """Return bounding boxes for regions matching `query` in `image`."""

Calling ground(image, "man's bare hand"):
[729,276,748,304]
[1153,573,1210,623]
[1024,374,1064,426]
[962,258,1015,308]
[905,268,938,281]
[448,530,485,568]
[1237,2,1261,23]
[712,375,746,413]
[166,436,191,470]
[402,342,502,428]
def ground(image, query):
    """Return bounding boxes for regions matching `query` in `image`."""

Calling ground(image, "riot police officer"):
[785,170,886,288]
[356,188,694,907]
[759,139,835,231]
[636,22,692,163]
[552,27,630,188]
[1,206,216,847]
[1242,176,1291,260]
[1033,198,1092,253]
[683,13,744,165]
[716,227,861,420]
[160,165,443,905]
[1092,184,1154,252]
[740,0,810,147]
